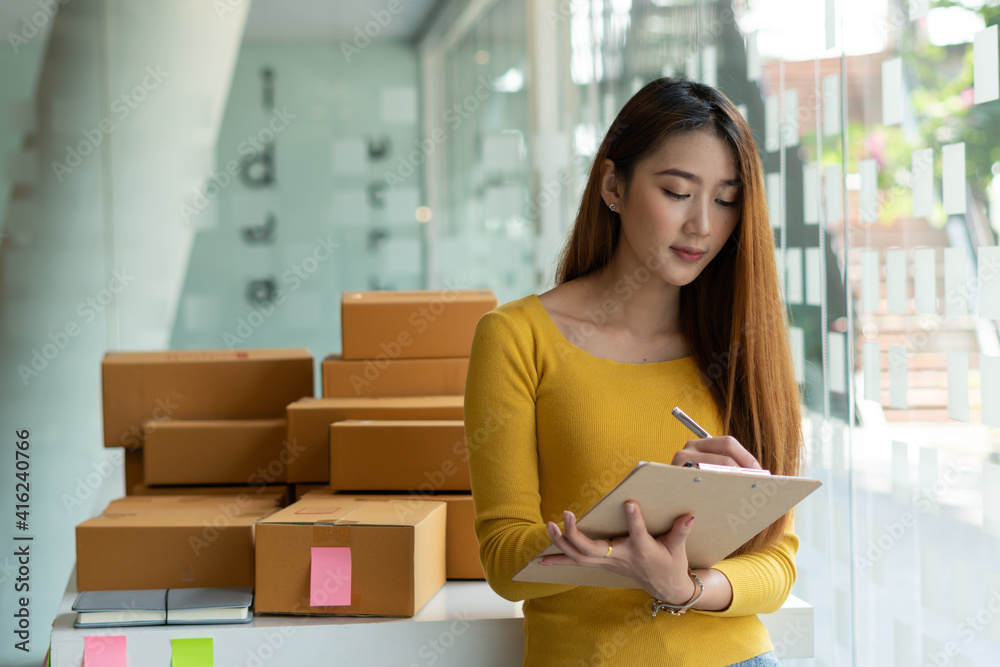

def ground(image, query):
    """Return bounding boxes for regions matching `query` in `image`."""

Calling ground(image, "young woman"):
[464,77,803,666]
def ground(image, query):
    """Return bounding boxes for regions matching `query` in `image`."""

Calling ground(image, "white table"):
[49,573,813,665]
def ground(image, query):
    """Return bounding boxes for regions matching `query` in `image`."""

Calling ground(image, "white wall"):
[0,1,247,664]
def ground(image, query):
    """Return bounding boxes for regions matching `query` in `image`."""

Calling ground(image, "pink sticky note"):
[310,546,352,606]
[84,635,126,667]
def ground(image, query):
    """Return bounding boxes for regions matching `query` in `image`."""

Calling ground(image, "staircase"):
[848,214,981,423]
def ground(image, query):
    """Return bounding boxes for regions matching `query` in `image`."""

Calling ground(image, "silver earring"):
[609,203,616,212]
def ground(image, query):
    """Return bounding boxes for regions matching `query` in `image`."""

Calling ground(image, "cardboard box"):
[76,495,280,591]
[129,483,289,506]
[284,396,464,483]
[318,491,483,580]
[254,496,446,616]
[143,419,287,485]
[102,348,314,448]
[321,354,469,398]
[330,420,469,492]
[340,290,497,360]
[291,483,330,501]
[124,448,144,492]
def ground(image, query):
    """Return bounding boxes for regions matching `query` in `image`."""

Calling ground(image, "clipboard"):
[513,461,821,588]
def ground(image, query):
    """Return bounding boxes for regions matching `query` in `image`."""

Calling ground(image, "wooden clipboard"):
[513,461,821,588]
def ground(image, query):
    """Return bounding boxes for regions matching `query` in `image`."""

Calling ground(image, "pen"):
[671,407,770,475]
[671,406,711,439]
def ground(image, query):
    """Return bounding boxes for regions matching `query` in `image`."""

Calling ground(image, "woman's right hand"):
[670,435,763,469]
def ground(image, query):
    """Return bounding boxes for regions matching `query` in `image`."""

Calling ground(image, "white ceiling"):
[243,0,441,41]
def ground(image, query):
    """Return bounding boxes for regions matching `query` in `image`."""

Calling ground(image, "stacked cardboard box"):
[306,489,482,580]
[130,483,289,506]
[76,495,280,591]
[321,355,469,398]
[254,496,446,616]
[290,483,330,502]
[142,419,288,486]
[325,290,495,581]
[284,396,464,484]
[339,289,496,361]
[329,420,469,492]
[102,348,313,448]
[85,303,506,611]
[101,348,313,499]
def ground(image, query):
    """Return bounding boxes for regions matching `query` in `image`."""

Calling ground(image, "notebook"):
[72,587,254,627]
[166,586,254,624]
[72,589,167,628]
[514,461,822,588]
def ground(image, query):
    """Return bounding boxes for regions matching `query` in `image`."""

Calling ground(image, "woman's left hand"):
[540,501,698,605]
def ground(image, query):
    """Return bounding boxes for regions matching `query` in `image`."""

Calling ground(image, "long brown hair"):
[555,77,802,556]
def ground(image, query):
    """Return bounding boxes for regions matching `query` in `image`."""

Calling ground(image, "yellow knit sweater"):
[464,294,798,667]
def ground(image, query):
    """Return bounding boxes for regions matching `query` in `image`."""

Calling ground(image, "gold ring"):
[602,539,613,558]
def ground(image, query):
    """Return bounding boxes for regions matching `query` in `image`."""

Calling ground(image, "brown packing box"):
[330,420,469,492]
[75,495,280,591]
[127,449,288,502]
[284,395,464,483]
[321,354,469,398]
[254,496,446,616]
[102,347,314,448]
[311,491,483,580]
[143,419,287,485]
[291,483,330,501]
[130,483,290,506]
[124,448,144,491]
[340,289,497,360]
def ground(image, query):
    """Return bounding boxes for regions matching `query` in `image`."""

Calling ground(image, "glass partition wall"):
[422,1,1000,664]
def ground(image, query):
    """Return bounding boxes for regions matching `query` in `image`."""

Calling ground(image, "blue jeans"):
[727,651,781,667]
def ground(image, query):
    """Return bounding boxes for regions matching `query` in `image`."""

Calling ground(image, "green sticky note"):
[171,637,213,667]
